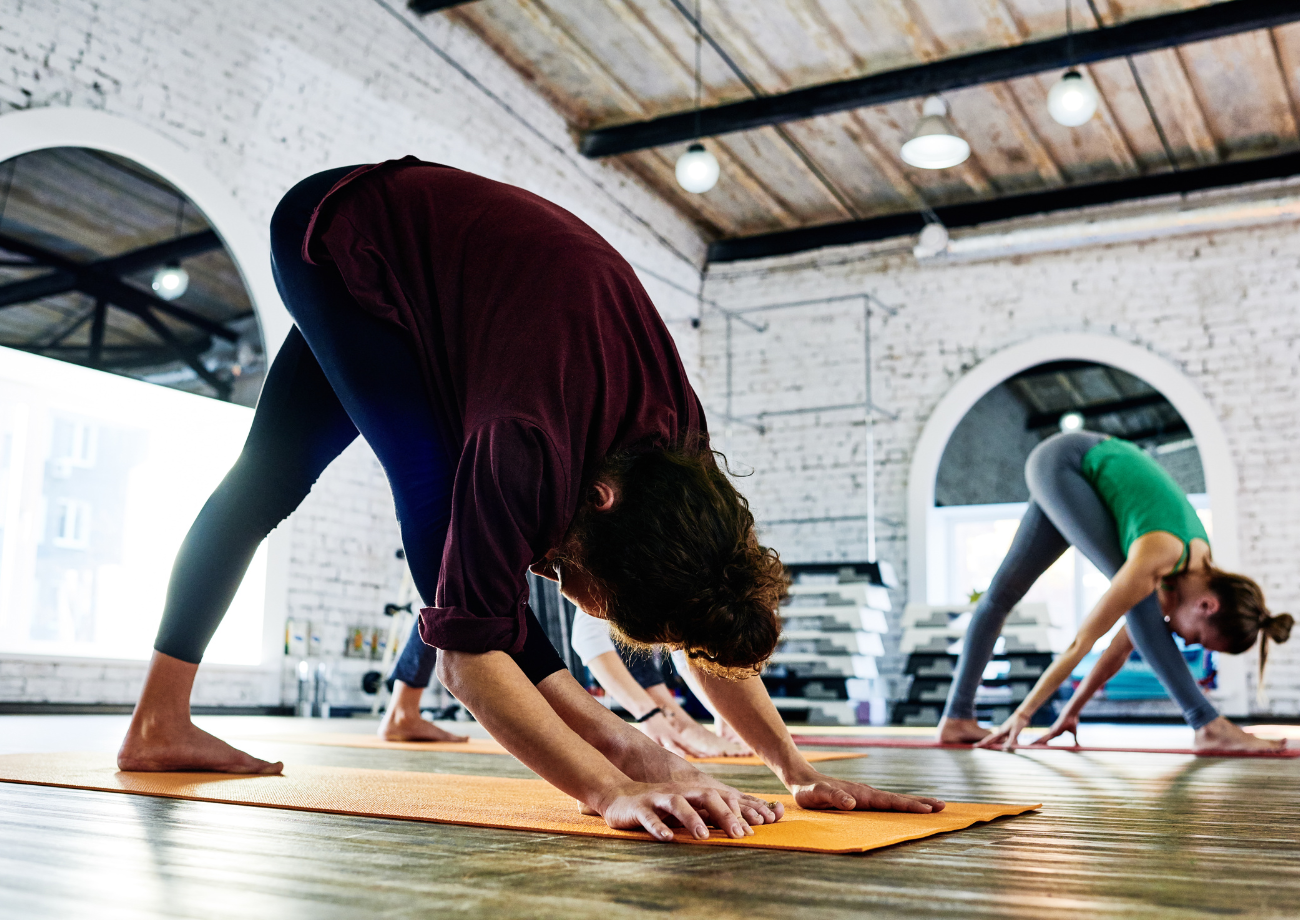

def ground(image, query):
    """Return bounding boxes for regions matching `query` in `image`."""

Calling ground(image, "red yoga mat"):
[790,735,1300,757]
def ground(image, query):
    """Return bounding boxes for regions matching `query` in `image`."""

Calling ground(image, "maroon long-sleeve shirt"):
[303,158,705,656]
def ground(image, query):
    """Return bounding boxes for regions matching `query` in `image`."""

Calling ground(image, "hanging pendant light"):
[900,96,970,170]
[676,144,720,193]
[151,194,189,301]
[151,261,189,300]
[675,0,719,194]
[1048,71,1099,126]
[1048,0,1098,127]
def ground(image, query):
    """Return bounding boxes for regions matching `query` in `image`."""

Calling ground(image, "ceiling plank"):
[581,0,1300,157]
[707,146,1300,262]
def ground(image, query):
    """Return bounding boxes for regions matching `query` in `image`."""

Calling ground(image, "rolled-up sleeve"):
[419,417,569,655]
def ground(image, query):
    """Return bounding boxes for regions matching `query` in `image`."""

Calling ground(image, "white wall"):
[700,220,1300,715]
[0,0,706,706]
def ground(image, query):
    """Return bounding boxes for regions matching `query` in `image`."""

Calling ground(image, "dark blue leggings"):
[153,166,564,687]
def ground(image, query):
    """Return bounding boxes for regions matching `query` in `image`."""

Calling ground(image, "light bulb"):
[151,264,189,301]
[1047,70,1099,127]
[675,143,720,193]
[1059,411,1085,432]
[900,96,971,170]
[913,221,950,259]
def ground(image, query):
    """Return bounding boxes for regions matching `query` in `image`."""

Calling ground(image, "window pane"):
[0,347,264,664]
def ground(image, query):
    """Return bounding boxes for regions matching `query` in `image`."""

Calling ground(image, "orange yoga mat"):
[243,732,866,766]
[0,752,1037,855]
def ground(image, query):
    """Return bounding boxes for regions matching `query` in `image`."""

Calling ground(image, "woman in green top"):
[936,431,1292,752]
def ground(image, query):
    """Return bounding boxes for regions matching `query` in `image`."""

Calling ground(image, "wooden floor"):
[2,716,1297,919]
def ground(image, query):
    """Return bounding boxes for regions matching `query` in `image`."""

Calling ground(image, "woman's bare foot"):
[379,679,469,743]
[118,720,283,774]
[937,717,992,745]
[118,650,283,774]
[1195,717,1287,753]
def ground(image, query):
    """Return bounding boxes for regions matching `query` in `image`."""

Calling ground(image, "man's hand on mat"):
[596,782,778,841]
[1031,713,1079,747]
[976,710,1032,751]
[788,774,945,814]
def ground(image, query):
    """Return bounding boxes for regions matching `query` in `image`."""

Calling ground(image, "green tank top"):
[1080,437,1209,569]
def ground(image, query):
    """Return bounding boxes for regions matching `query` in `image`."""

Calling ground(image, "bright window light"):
[0,346,264,664]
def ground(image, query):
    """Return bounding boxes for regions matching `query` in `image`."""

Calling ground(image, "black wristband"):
[634,706,663,723]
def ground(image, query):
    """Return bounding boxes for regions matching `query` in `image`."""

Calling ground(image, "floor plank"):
[1,716,1296,918]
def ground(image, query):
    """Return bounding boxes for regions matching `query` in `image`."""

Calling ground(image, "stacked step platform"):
[892,602,1061,727]
[764,562,895,726]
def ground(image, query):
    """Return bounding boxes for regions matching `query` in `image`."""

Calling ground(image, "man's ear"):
[590,481,617,512]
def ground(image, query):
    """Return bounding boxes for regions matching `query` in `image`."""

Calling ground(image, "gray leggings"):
[942,431,1218,730]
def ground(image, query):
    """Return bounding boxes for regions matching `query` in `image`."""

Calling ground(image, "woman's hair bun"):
[1264,612,1295,645]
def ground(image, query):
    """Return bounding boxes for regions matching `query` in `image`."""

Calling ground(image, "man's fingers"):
[738,794,777,824]
[660,793,709,840]
[637,807,676,842]
[696,790,748,838]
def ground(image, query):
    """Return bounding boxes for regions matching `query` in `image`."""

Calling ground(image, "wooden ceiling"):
[0,149,262,403]
[449,0,1300,243]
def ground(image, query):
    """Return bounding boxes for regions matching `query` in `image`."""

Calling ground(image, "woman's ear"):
[1198,591,1221,618]
[590,480,617,512]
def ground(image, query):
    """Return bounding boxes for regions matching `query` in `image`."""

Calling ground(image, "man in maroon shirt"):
[118,161,944,840]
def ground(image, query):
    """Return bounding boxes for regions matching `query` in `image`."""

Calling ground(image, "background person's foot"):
[1196,717,1286,753]
[379,707,469,743]
[937,717,992,745]
[118,722,283,774]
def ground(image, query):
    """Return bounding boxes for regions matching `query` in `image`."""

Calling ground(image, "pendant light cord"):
[693,0,702,141]
[1065,0,1074,67]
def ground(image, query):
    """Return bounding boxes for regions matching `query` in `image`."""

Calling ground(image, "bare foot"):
[1195,717,1287,753]
[937,717,992,745]
[379,706,468,743]
[118,720,283,774]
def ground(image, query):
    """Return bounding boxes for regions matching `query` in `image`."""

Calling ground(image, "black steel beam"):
[581,0,1300,157]
[0,231,239,341]
[0,269,77,307]
[1120,420,1191,443]
[408,0,477,13]
[708,148,1300,262]
[88,298,107,368]
[1025,393,1169,430]
[96,229,221,276]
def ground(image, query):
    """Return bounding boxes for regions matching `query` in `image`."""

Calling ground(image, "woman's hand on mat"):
[1031,712,1079,747]
[595,782,777,841]
[977,711,1031,751]
[787,773,945,814]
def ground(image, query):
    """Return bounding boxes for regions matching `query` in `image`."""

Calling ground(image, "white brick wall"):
[0,0,706,706]
[700,223,1300,715]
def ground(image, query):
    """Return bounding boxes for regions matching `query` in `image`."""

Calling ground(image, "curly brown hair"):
[557,446,786,677]
[1203,567,1294,687]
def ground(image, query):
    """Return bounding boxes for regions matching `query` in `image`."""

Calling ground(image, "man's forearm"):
[535,665,698,783]
[690,666,812,785]
[439,650,631,807]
